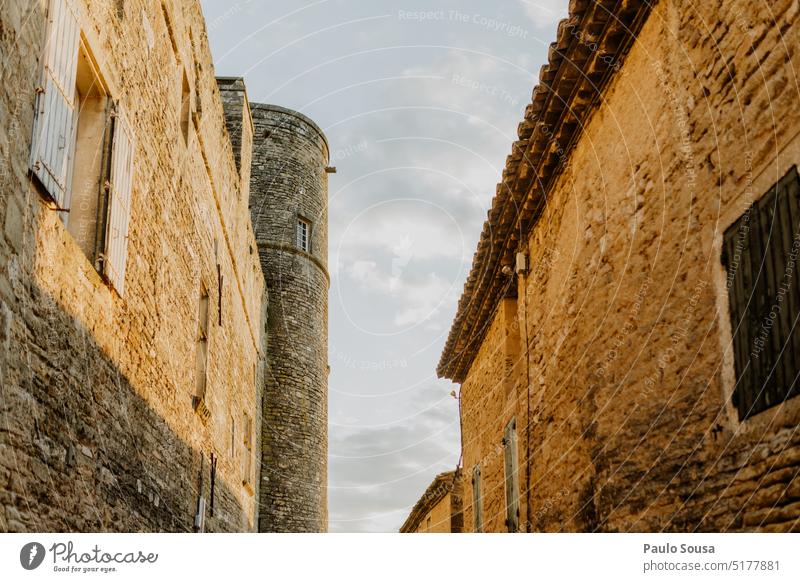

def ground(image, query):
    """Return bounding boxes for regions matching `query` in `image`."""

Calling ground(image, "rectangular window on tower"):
[297,217,311,252]
[723,166,800,420]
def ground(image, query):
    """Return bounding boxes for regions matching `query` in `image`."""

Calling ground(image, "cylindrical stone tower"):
[249,104,329,532]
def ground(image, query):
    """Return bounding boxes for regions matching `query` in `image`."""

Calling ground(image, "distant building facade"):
[439,0,800,532]
[0,0,327,532]
[400,471,463,533]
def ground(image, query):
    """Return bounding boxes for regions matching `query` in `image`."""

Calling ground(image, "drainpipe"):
[453,387,464,470]
[517,251,533,533]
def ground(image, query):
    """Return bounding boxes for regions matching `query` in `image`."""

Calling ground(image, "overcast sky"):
[201,0,569,532]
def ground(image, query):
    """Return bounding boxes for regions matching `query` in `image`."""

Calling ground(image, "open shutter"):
[105,106,135,295]
[471,465,483,533]
[30,0,80,208]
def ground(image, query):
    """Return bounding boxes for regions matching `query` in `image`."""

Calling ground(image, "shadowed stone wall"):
[0,0,265,532]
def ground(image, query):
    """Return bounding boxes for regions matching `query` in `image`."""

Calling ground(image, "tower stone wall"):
[249,104,329,532]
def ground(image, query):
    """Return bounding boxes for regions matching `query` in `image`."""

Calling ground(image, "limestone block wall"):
[249,104,329,532]
[0,0,264,532]
[460,299,528,533]
[415,493,453,533]
[461,0,800,533]
[400,470,463,533]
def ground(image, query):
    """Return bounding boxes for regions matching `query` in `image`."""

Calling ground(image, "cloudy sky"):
[201,0,568,532]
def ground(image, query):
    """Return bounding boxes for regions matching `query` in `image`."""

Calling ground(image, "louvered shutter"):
[471,465,483,533]
[30,0,80,208]
[105,106,135,295]
[723,166,800,419]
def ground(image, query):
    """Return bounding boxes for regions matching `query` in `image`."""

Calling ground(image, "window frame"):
[296,216,311,253]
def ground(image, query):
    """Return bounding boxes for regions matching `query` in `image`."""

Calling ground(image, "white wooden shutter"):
[30,0,80,208]
[105,106,135,295]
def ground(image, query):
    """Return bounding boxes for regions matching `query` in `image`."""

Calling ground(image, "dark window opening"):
[242,413,252,487]
[217,263,223,326]
[180,68,190,145]
[209,453,217,517]
[193,285,210,414]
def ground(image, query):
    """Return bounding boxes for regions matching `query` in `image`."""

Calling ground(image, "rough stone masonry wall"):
[532,0,800,532]
[249,104,329,532]
[460,298,528,533]
[0,0,265,531]
[461,0,800,532]
[414,493,453,533]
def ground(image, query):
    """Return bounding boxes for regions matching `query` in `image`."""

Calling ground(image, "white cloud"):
[518,0,570,29]
[341,208,465,261]
[346,260,457,328]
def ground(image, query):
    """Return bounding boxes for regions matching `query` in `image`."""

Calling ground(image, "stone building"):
[249,104,331,533]
[0,0,328,532]
[439,0,800,533]
[399,470,463,533]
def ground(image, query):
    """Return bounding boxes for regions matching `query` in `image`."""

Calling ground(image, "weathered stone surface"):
[455,0,800,533]
[0,0,265,531]
[400,470,463,533]
[249,104,329,532]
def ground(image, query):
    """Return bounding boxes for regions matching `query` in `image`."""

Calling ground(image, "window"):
[217,263,223,326]
[193,286,210,415]
[503,418,520,532]
[297,217,311,252]
[471,464,483,533]
[242,413,253,487]
[723,166,800,420]
[160,0,178,54]
[67,39,109,262]
[29,0,134,294]
[425,516,431,532]
[209,453,217,517]
[180,67,190,145]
